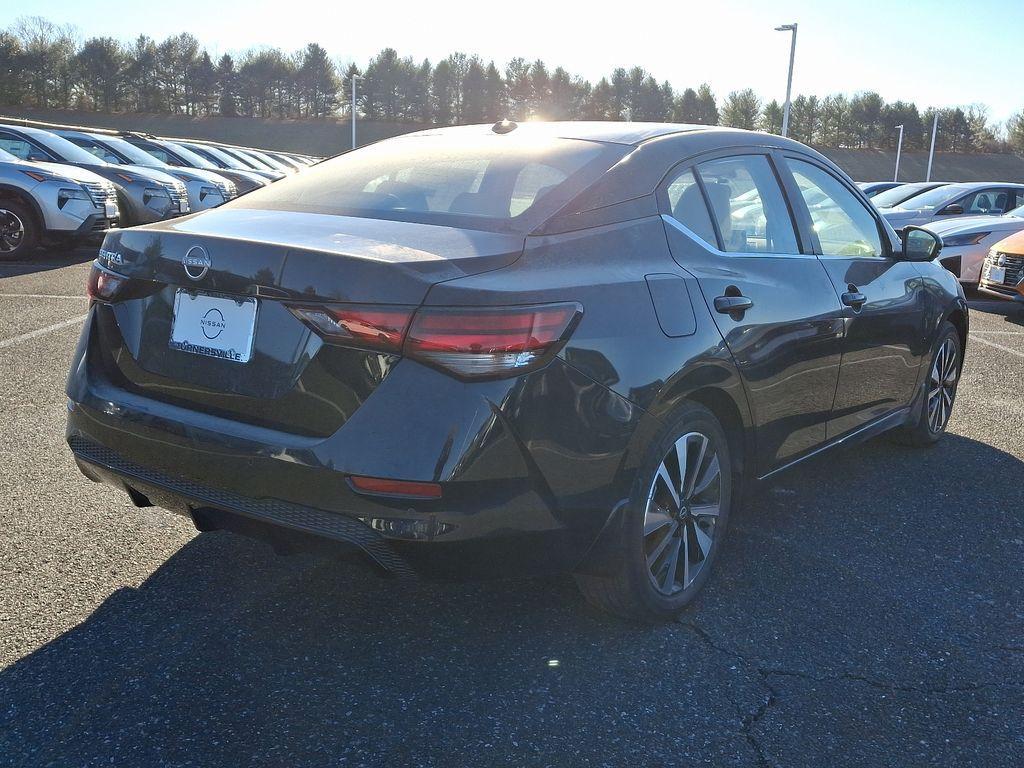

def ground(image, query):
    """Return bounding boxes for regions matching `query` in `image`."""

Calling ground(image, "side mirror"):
[939,204,964,215]
[26,153,49,162]
[902,226,942,261]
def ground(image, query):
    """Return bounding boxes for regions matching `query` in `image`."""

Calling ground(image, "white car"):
[882,182,1024,230]
[927,205,1024,284]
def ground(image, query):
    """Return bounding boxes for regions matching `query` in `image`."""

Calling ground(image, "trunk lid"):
[93,209,524,436]
[106,208,524,303]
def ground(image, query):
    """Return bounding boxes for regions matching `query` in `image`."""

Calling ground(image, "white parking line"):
[0,314,88,350]
[971,330,1023,335]
[0,293,88,300]
[970,335,1024,358]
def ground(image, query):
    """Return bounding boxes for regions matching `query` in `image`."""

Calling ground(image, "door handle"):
[841,290,867,309]
[714,295,753,314]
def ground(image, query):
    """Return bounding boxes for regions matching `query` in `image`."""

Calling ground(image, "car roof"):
[399,121,716,146]
[936,181,1024,194]
[53,129,90,139]
[0,124,49,138]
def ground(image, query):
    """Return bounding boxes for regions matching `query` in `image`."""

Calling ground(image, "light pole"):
[926,113,939,182]
[775,23,798,137]
[893,124,904,182]
[350,74,361,150]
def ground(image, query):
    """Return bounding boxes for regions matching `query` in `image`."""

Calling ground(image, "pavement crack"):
[681,621,778,768]
[681,620,1023,766]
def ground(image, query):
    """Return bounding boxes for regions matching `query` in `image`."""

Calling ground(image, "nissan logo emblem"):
[183,246,211,281]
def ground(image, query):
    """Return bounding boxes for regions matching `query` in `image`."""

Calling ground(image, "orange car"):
[978,230,1024,303]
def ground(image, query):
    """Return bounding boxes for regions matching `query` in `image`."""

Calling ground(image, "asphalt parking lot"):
[0,250,1022,768]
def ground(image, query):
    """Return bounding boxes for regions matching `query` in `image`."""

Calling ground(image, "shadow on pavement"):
[1,433,1021,766]
[0,248,96,279]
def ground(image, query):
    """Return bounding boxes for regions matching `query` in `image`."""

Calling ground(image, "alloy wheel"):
[643,431,722,595]
[927,337,958,433]
[0,209,25,253]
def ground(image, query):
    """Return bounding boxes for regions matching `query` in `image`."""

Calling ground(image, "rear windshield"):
[870,184,938,208]
[893,185,967,210]
[228,134,627,233]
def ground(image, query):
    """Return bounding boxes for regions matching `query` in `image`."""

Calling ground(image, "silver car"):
[54,130,237,213]
[881,181,1024,230]
[165,141,272,194]
[857,181,903,197]
[0,124,189,226]
[121,136,273,194]
[926,205,1024,285]
[0,147,119,259]
[869,182,950,211]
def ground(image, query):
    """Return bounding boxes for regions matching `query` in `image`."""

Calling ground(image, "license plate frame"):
[169,290,258,364]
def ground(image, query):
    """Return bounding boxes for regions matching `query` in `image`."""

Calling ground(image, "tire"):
[890,321,961,447]
[0,200,39,260]
[575,402,733,622]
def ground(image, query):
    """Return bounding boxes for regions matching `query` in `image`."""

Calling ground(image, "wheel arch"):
[945,306,968,362]
[682,385,751,504]
[0,184,45,232]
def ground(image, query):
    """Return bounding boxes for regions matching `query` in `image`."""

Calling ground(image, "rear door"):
[778,154,927,438]
[659,151,845,476]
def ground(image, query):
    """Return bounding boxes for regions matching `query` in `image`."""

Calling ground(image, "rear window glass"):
[229,134,626,233]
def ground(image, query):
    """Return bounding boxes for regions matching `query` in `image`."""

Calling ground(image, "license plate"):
[988,266,1006,284]
[104,201,117,219]
[178,200,190,213]
[170,290,257,363]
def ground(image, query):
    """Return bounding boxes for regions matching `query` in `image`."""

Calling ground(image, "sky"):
[16,0,1024,124]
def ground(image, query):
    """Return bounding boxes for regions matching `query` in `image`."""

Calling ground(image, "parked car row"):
[857,179,1024,302]
[0,120,318,260]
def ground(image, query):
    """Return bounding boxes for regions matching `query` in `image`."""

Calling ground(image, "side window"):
[695,155,799,254]
[68,137,121,164]
[787,159,884,258]
[663,167,717,247]
[140,143,172,164]
[961,188,1009,215]
[0,133,52,162]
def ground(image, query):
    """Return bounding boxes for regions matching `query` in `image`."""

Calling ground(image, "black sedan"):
[66,121,967,621]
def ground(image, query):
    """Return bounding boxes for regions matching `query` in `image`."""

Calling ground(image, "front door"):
[660,153,846,476]
[780,156,928,438]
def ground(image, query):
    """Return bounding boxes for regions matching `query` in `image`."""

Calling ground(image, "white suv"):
[0,147,119,259]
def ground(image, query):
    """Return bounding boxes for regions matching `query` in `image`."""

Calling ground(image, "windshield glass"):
[222,148,263,169]
[247,150,289,171]
[31,130,106,165]
[870,184,937,208]
[895,185,968,210]
[229,134,625,233]
[98,136,167,168]
[234,149,275,170]
[163,141,218,170]
[182,143,244,170]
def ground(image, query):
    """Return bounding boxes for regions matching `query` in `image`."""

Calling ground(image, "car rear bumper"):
[66,309,651,579]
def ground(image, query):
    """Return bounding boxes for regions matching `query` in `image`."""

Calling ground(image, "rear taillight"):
[86,262,161,303]
[86,263,127,302]
[288,304,415,353]
[288,301,582,379]
[405,303,582,378]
